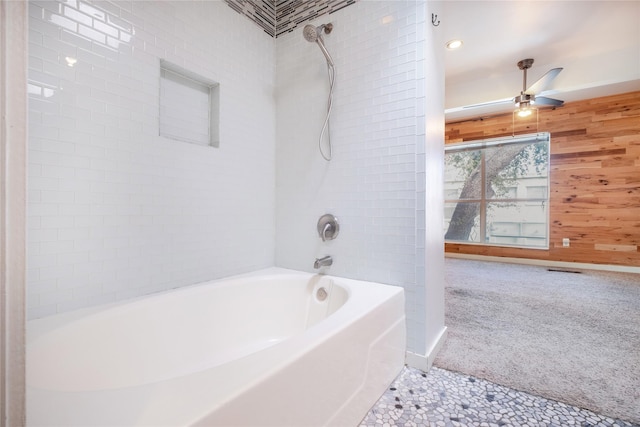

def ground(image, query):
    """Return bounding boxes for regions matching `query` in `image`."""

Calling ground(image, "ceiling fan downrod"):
[517,58,534,94]
[515,58,535,108]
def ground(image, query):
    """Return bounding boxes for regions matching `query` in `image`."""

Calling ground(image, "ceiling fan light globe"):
[517,108,533,118]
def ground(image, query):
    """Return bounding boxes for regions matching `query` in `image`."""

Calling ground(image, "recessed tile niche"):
[159,59,220,147]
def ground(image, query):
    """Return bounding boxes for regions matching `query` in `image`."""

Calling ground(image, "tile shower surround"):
[275,0,429,354]
[28,0,277,317]
[28,0,437,356]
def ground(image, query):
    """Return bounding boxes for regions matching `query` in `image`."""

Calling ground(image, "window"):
[159,59,220,147]
[444,133,550,249]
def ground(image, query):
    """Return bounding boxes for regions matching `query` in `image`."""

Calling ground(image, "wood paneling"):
[445,91,640,267]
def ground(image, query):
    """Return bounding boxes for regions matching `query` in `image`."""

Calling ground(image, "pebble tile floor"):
[360,366,639,427]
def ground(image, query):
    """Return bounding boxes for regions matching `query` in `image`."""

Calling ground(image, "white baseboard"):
[405,326,448,372]
[445,253,640,274]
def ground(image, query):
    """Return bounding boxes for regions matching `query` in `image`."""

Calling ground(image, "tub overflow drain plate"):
[316,287,328,301]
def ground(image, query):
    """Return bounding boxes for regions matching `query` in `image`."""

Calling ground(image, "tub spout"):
[314,255,333,269]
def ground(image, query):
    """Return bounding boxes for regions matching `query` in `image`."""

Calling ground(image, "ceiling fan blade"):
[524,67,563,95]
[534,96,564,106]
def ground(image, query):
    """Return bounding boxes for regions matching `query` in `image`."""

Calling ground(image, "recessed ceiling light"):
[446,39,463,50]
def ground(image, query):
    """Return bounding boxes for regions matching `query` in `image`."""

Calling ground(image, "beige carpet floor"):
[433,258,640,424]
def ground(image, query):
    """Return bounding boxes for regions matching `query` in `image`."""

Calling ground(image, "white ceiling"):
[441,1,640,122]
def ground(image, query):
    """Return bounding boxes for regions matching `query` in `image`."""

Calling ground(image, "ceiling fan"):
[461,58,564,116]
[514,58,564,116]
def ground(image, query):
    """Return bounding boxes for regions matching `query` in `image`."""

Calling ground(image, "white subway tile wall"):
[28,0,276,318]
[275,1,427,353]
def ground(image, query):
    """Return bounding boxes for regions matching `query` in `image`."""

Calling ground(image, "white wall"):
[1,1,28,423]
[27,0,277,318]
[275,0,444,357]
[422,0,446,367]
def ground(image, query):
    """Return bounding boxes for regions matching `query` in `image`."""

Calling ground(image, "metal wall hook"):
[431,13,440,26]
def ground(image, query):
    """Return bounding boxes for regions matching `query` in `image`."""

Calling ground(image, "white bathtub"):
[27,268,406,426]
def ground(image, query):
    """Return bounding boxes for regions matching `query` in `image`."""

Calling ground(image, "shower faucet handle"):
[317,214,339,242]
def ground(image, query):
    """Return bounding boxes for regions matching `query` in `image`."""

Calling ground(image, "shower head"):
[303,23,335,67]
[303,23,332,42]
[303,24,321,43]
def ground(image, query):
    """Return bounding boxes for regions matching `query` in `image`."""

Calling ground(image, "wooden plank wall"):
[445,91,640,267]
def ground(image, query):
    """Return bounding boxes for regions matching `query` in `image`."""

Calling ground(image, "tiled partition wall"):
[27,0,276,318]
[275,0,432,354]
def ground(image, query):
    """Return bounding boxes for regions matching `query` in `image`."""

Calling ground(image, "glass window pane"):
[485,201,548,247]
[527,185,547,199]
[485,141,548,200]
[444,133,549,249]
[444,201,481,243]
[444,150,481,200]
